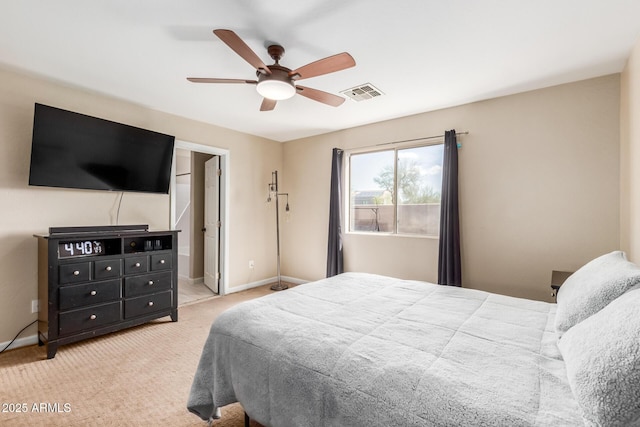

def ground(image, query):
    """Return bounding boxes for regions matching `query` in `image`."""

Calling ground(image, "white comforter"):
[188,273,583,426]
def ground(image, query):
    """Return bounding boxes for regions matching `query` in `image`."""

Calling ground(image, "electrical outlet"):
[31,299,40,313]
[249,260,255,269]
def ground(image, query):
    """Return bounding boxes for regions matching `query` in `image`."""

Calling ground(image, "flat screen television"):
[28,103,175,194]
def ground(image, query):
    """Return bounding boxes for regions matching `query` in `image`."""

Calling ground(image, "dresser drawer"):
[124,256,148,275]
[94,259,121,280]
[125,290,172,319]
[59,279,121,310]
[124,271,172,297]
[59,262,91,284]
[58,301,122,336]
[150,253,172,271]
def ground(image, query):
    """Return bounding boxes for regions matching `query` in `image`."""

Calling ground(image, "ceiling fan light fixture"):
[189,30,355,110]
[256,79,296,100]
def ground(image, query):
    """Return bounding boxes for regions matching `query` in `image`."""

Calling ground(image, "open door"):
[204,156,220,293]
[171,140,228,296]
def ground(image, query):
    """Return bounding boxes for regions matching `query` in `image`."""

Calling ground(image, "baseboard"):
[177,276,204,286]
[0,334,39,352]
[281,275,308,286]
[225,276,308,294]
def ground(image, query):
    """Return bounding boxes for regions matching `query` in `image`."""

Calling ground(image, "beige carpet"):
[0,285,281,427]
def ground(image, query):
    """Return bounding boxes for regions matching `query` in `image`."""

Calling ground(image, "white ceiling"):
[2,0,640,142]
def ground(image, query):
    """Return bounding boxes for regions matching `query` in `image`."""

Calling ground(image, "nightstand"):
[550,270,573,300]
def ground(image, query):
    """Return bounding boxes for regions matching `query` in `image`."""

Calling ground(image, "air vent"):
[341,83,384,102]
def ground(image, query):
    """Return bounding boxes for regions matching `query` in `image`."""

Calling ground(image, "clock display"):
[58,240,106,259]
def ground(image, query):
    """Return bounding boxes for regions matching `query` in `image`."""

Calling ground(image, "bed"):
[187,251,640,426]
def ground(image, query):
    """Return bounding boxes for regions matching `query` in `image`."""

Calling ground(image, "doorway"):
[170,140,229,304]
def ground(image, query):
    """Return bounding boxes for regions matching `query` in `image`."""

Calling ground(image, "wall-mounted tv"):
[29,103,175,194]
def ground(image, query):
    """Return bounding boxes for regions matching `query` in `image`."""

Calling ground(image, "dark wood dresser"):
[35,225,178,359]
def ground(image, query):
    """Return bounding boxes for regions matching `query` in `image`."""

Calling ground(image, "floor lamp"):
[267,171,289,291]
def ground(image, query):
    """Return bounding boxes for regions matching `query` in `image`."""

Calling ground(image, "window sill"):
[345,231,439,240]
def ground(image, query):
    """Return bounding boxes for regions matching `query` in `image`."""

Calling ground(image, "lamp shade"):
[256,79,296,100]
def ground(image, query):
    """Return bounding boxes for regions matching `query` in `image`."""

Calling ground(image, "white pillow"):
[558,287,640,426]
[555,251,640,336]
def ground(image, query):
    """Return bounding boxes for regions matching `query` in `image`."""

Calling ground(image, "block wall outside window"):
[348,144,444,237]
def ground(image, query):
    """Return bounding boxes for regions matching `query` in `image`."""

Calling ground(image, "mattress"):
[188,272,583,426]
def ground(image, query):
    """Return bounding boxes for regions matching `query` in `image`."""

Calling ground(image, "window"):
[348,144,444,237]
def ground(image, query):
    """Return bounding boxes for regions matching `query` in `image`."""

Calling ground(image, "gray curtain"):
[438,130,462,286]
[326,148,344,277]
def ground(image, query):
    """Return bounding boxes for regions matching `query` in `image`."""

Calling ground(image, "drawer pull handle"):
[148,280,154,286]
[148,301,154,307]
[160,259,166,264]
[90,314,97,320]
[135,262,141,267]
[90,290,97,296]
[105,266,112,271]
[73,270,80,276]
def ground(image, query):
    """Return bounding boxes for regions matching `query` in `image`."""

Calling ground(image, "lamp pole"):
[267,171,289,291]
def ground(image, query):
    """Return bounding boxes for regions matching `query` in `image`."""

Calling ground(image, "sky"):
[349,144,444,193]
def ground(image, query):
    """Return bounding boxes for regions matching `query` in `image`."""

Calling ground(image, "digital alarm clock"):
[58,240,107,259]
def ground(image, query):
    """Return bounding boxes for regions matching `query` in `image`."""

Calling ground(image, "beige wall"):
[282,75,621,302]
[0,63,626,347]
[620,37,640,262]
[0,67,283,346]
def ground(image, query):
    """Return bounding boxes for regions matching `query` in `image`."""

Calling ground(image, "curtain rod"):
[375,131,469,147]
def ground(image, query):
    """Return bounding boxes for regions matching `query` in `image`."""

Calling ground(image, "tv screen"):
[29,103,175,194]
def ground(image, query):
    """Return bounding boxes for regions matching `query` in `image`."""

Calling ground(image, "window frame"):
[345,141,443,239]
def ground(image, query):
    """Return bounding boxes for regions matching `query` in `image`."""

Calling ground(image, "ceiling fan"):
[187,29,356,111]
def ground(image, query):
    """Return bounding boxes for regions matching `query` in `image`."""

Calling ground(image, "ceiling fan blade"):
[187,77,257,84]
[260,98,277,111]
[289,52,355,80]
[296,86,345,107]
[213,29,271,75]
